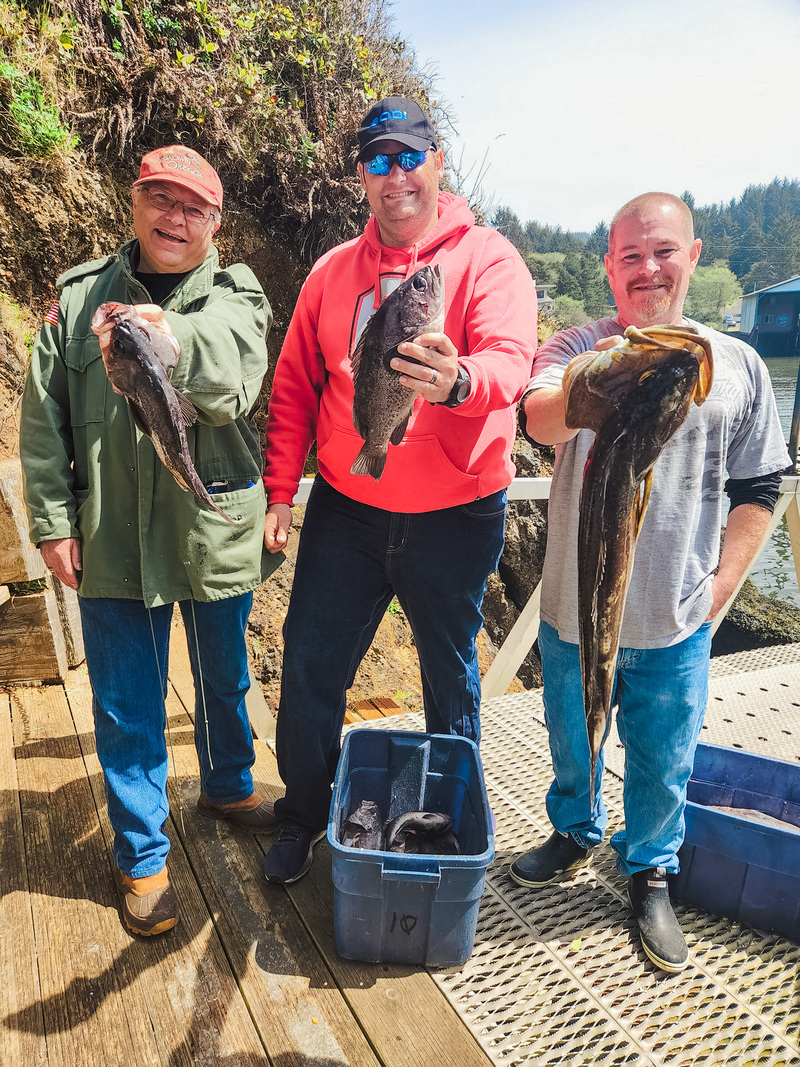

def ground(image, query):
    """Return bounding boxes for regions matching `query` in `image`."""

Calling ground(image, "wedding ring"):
[430,369,438,385]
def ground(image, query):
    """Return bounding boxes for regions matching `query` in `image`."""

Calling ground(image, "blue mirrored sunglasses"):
[364,150,428,176]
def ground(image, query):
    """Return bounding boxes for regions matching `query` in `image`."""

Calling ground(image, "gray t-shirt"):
[528,317,790,649]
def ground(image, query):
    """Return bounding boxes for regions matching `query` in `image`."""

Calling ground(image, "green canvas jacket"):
[20,239,281,606]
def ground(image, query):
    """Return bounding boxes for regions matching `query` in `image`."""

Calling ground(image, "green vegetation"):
[0,292,36,353]
[8,578,48,594]
[553,294,590,328]
[0,60,77,155]
[0,0,432,259]
[684,260,742,328]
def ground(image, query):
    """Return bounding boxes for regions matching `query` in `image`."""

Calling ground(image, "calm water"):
[747,356,800,605]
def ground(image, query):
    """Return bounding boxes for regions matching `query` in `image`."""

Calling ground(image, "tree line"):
[493,179,800,332]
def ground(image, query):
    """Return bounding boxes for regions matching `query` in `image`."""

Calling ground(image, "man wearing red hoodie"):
[262,97,538,883]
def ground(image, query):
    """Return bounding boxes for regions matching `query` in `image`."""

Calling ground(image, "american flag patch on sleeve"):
[44,300,60,327]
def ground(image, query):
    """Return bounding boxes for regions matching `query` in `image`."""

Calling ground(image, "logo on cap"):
[369,109,409,128]
[158,152,204,178]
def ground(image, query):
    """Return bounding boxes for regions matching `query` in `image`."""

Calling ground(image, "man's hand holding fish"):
[392,329,461,403]
[510,192,789,975]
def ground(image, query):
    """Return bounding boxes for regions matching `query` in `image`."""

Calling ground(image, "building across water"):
[740,275,800,357]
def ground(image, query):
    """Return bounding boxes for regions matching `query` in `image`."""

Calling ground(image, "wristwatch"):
[443,364,471,408]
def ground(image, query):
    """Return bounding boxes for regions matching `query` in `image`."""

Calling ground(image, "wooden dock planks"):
[66,665,271,1065]
[284,845,494,1067]
[1,619,492,1066]
[163,632,382,1067]
[0,690,47,1067]
[7,681,162,1066]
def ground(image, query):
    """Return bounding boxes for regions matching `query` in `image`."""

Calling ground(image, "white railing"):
[292,475,800,699]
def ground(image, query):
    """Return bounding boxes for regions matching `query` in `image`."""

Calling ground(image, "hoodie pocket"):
[64,333,107,425]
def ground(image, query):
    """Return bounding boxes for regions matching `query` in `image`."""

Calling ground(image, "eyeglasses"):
[139,187,219,226]
[364,150,428,176]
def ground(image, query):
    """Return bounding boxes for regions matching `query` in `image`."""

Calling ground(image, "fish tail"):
[212,501,237,526]
[200,493,237,525]
[350,447,387,481]
[589,751,597,810]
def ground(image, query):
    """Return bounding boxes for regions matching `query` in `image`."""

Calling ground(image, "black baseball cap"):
[356,97,438,164]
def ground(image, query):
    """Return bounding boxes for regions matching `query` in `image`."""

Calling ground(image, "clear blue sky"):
[388,0,800,232]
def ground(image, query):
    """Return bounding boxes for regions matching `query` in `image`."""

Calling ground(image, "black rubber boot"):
[509,829,592,888]
[628,867,689,972]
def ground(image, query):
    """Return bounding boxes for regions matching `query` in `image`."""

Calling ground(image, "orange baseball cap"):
[133,145,223,211]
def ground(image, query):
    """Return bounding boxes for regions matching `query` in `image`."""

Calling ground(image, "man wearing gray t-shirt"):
[510,192,789,972]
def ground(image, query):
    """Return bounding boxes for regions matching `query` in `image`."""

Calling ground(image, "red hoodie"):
[264,192,538,512]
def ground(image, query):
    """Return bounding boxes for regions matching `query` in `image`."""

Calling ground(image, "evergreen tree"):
[492,207,533,256]
[577,253,611,319]
[585,221,609,257]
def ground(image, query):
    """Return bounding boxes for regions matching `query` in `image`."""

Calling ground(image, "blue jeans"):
[275,476,507,831]
[79,594,256,878]
[539,619,712,876]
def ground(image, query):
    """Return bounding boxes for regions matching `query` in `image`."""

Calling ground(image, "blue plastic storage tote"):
[673,742,800,941]
[328,729,494,966]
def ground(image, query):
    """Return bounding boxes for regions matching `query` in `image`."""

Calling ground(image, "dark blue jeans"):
[79,593,256,878]
[274,476,507,831]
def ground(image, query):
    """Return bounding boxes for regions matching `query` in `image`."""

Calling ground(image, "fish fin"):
[352,404,368,440]
[174,389,198,427]
[632,471,653,539]
[389,414,411,446]
[350,330,367,384]
[128,400,153,437]
[351,447,386,481]
[694,343,714,404]
[144,323,180,372]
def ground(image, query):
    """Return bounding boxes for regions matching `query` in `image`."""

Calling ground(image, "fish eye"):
[412,276,426,290]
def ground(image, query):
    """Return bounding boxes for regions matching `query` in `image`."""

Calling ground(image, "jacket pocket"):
[64,333,107,425]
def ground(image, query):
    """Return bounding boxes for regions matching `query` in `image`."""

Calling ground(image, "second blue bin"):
[327,728,494,967]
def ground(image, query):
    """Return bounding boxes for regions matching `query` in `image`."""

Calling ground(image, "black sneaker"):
[264,826,326,884]
[508,830,592,888]
[628,866,689,973]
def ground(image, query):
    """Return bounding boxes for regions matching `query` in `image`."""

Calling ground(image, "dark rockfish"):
[350,265,445,480]
[384,811,459,855]
[563,325,714,803]
[91,302,236,525]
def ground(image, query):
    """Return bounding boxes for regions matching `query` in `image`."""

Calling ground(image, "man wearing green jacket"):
[20,145,277,937]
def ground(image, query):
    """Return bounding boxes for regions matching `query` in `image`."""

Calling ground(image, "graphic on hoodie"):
[349,273,406,355]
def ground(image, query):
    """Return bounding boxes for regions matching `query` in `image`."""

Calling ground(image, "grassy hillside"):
[0,0,436,426]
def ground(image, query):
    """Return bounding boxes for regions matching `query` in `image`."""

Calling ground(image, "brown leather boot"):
[115,867,178,936]
[197,792,279,831]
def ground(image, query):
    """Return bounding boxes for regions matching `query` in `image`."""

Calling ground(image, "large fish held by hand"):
[91,302,236,525]
[563,325,714,803]
[350,265,444,480]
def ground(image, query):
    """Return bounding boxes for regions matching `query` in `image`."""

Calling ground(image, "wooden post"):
[0,589,69,684]
[0,459,47,583]
[0,458,85,680]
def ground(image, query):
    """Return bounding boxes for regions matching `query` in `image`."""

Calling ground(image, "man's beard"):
[628,283,674,322]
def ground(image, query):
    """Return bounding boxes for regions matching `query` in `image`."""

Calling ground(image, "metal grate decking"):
[352,644,800,1066]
